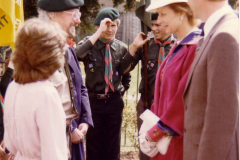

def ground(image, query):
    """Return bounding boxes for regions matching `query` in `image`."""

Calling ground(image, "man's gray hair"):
[38,8,56,21]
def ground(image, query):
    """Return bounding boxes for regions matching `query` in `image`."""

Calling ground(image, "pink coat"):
[4,80,68,160]
[151,34,200,160]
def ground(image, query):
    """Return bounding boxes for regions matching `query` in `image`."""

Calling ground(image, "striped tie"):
[155,36,174,68]
[99,38,115,94]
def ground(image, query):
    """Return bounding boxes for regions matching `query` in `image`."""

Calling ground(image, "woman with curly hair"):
[4,18,68,160]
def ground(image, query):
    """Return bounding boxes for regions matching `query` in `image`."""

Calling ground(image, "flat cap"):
[93,7,120,26]
[37,0,84,12]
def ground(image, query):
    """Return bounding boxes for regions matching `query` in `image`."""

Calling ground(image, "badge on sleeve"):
[147,61,154,70]
[89,63,94,72]
[150,63,154,68]
[115,71,119,76]
[89,63,93,68]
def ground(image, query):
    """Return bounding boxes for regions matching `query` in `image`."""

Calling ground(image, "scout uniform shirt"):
[131,36,175,97]
[76,37,133,94]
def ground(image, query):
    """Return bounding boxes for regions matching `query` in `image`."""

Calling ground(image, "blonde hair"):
[13,18,67,84]
[168,2,197,26]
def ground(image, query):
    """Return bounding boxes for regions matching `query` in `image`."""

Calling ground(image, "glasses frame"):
[63,11,81,21]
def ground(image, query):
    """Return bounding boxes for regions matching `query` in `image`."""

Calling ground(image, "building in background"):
[100,0,141,44]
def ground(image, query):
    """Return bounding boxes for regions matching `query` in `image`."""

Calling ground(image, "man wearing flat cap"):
[37,0,93,160]
[76,7,135,160]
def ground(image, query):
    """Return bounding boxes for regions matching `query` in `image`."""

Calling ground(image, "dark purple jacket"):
[67,47,93,160]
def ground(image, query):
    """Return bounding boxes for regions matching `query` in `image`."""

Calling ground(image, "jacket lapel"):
[67,48,81,74]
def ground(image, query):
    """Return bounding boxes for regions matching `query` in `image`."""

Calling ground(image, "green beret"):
[93,7,120,26]
[37,0,84,12]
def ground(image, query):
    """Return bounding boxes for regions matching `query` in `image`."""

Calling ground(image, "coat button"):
[184,128,186,133]
[185,105,187,110]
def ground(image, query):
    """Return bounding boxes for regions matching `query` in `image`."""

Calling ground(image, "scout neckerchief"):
[155,35,175,69]
[0,94,3,114]
[99,37,115,94]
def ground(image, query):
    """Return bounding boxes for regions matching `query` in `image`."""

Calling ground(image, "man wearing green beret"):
[37,0,93,160]
[76,7,146,160]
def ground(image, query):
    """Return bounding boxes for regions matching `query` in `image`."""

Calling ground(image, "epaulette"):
[114,39,128,47]
[78,36,91,45]
[149,36,155,40]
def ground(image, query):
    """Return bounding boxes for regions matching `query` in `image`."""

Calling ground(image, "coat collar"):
[178,29,202,46]
[164,29,202,70]
[154,34,176,44]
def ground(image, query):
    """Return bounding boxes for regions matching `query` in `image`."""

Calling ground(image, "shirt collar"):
[177,27,202,45]
[155,34,175,44]
[97,39,117,51]
[173,27,202,53]
[204,5,233,39]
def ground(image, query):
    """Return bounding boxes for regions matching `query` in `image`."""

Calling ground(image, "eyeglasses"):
[63,11,81,21]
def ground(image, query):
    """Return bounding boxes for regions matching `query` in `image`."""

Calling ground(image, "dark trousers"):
[137,95,154,160]
[86,93,124,160]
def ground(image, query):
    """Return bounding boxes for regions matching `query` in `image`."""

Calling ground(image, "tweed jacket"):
[183,11,239,160]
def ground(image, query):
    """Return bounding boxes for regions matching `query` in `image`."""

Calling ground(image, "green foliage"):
[112,0,125,7]
[121,91,139,149]
[77,0,101,40]
[23,0,38,19]
[112,0,135,11]
[123,0,135,12]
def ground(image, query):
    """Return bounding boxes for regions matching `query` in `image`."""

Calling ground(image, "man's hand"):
[98,18,112,33]
[71,129,84,144]
[89,18,113,45]
[78,123,89,136]
[129,32,150,56]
